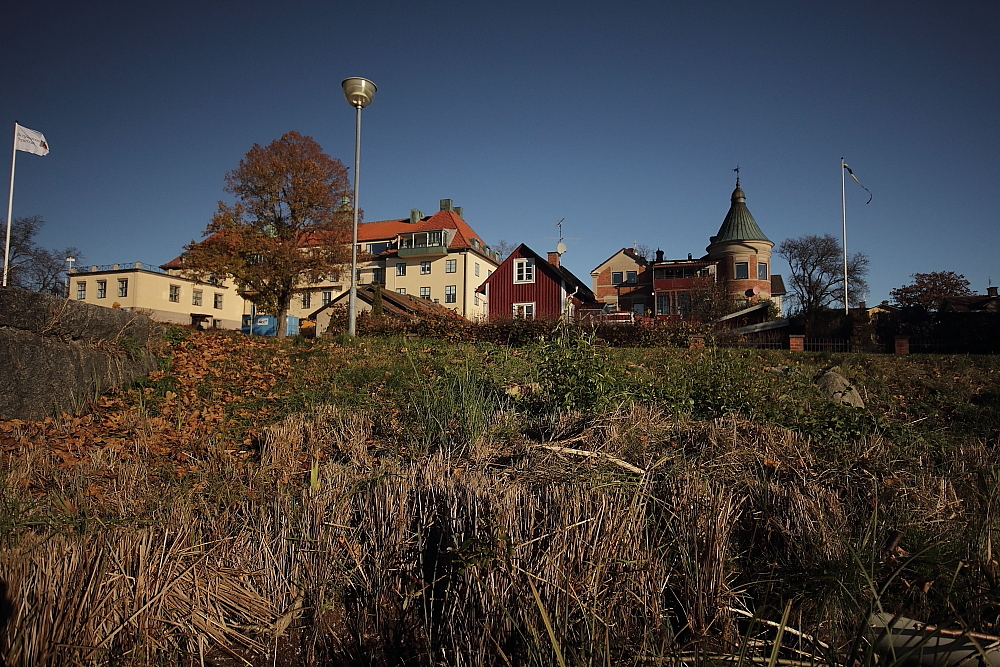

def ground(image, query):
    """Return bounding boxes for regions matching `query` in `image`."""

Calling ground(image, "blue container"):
[242,314,299,337]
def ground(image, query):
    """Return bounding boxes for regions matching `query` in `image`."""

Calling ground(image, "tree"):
[181,131,353,337]
[493,239,516,261]
[890,271,974,311]
[776,234,869,314]
[1,215,83,296]
[633,244,655,261]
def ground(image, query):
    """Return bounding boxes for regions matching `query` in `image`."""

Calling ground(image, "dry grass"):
[1,392,997,665]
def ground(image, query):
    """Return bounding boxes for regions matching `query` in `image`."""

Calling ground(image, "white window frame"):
[396,288,406,295]
[420,261,431,275]
[445,285,457,303]
[117,278,128,298]
[419,287,431,300]
[512,302,535,319]
[213,293,223,309]
[514,258,535,283]
[445,259,457,273]
[76,282,86,300]
[96,280,106,299]
[396,263,406,276]
[192,289,203,306]
[169,284,180,303]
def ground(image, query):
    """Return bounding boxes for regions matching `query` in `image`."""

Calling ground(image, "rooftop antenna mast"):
[555,218,567,255]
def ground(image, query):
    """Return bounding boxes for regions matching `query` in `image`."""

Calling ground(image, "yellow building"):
[237,199,499,323]
[73,200,500,330]
[69,262,245,329]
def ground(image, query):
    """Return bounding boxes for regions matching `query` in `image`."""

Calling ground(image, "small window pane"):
[735,262,749,280]
[757,262,768,280]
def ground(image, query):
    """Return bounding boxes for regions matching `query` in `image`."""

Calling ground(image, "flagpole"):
[3,122,18,287]
[841,157,848,314]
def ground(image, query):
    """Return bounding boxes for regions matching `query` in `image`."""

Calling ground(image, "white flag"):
[15,123,49,156]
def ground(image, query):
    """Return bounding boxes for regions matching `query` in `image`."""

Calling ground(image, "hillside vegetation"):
[1,325,998,666]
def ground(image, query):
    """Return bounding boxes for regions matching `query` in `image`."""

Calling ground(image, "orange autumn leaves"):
[0,330,293,482]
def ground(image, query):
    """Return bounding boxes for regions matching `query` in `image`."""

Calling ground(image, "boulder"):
[816,367,865,408]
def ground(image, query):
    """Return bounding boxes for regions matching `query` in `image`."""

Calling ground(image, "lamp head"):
[342,77,377,109]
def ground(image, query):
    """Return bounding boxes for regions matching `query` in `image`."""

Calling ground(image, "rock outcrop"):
[0,287,160,420]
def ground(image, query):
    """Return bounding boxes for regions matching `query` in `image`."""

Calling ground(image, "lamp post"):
[65,256,75,297]
[341,77,377,337]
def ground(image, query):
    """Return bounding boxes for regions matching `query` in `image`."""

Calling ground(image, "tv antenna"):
[546,218,578,255]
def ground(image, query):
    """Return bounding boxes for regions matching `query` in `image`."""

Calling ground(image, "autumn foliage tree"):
[181,132,352,337]
[890,271,974,311]
[777,233,869,314]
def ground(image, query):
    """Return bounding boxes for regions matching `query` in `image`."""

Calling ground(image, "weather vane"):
[733,164,740,186]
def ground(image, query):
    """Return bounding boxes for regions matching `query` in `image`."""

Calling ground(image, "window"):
[396,263,406,276]
[656,293,671,316]
[355,269,364,284]
[445,285,457,303]
[445,259,457,273]
[117,278,128,298]
[328,270,340,282]
[372,268,385,284]
[367,241,393,255]
[301,292,311,309]
[474,294,480,306]
[419,287,431,300]
[96,280,106,299]
[76,282,86,300]
[420,261,431,275]
[396,288,406,295]
[513,303,535,319]
[677,292,691,315]
[514,258,534,283]
[612,271,623,285]
[322,291,332,305]
[757,262,768,280]
[735,262,749,280]
[626,271,637,284]
[192,289,202,306]
[474,262,480,277]
[169,285,180,303]
[213,293,223,309]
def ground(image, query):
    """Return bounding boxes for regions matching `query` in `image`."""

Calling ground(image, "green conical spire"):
[709,182,772,245]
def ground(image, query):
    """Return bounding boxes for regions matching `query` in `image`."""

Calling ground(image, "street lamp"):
[65,256,75,297]
[341,77,377,337]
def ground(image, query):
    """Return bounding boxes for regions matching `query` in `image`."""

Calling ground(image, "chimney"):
[454,206,463,218]
[687,253,692,260]
[409,209,423,224]
[859,300,867,310]
[547,251,560,268]
[440,198,453,212]
[655,249,664,262]
[988,286,998,297]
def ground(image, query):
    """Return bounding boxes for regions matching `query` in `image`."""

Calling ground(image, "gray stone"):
[0,287,159,420]
[816,368,865,408]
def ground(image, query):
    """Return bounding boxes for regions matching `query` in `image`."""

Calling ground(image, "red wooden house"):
[476,244,597,321]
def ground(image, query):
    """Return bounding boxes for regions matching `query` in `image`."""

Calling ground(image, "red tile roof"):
[162,210,493,270]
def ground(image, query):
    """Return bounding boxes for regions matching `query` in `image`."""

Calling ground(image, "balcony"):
[398,244,448,258]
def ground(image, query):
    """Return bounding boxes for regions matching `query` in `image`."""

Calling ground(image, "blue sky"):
[4,0,997,303]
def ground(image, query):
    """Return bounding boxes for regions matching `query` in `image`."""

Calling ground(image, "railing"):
[804,338,851,352]
[71,262,168,275]
[717,330,786,349]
